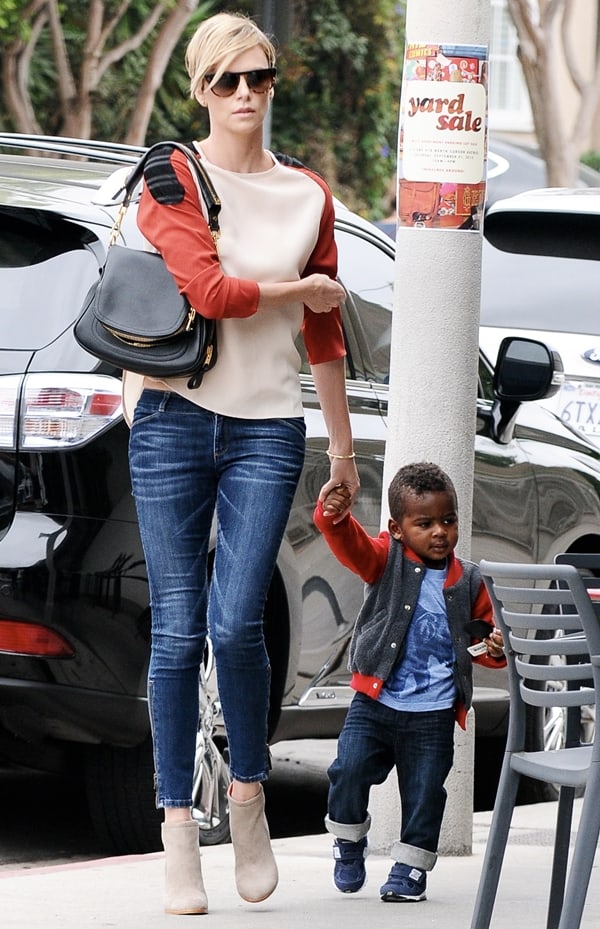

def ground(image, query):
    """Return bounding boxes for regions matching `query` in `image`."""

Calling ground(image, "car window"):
[0,206,94,268]
[299,223,496,398]
[478,353,495,401]
[0,206,101,349]
[296,225,395,382]
[334,227,494,398]
[0,255,99,350]
[334,227,394,383]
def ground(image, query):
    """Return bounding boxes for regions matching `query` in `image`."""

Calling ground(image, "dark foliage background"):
[0,1,405,216]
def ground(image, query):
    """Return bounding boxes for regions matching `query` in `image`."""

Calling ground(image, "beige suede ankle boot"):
[228,784,278,902]
[161,820,208,915]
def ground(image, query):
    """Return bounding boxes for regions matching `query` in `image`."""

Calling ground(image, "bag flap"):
[92,245,190,338]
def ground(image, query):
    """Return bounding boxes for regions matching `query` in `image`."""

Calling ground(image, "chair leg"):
[470,762,521,929]
[557,764,600,929]
[547,786,575,929]
[546,787,575,929]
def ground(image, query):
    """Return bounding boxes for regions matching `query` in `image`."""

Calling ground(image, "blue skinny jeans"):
[128,389,305,807]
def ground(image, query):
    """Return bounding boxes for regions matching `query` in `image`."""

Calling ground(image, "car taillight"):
[0,373,122,450]
[0,620,74,657]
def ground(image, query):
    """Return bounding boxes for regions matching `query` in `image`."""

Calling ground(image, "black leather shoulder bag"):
[75,141,219,389]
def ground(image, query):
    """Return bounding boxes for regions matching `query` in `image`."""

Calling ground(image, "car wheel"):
[191,669,231,845]
[84,734,162,854]
[84,669,230,854]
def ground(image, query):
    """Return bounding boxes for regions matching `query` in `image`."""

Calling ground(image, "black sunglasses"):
[204,68,277,97]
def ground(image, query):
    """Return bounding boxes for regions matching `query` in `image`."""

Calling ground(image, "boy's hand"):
[321,484,352,519]
[484,628,504,658]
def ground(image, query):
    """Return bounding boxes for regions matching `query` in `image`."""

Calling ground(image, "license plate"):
[556,380,600,436]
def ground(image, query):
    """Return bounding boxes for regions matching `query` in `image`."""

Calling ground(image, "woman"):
[126,10,360,915]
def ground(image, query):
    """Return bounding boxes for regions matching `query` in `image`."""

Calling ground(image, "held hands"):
[321,484,351,517]
[319,466,359,525]
[302,274,346,314]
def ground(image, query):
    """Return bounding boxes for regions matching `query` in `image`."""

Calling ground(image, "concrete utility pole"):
[369,0,490,858]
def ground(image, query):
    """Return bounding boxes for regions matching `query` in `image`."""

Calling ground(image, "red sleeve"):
[298,169,346,366]
[313,500,389,584]
[136,149,260,320]
[471,581,507,669]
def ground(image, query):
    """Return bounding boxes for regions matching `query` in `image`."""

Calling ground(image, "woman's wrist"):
[326,448,355,460]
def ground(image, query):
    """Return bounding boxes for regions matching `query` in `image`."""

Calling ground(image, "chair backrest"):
[479,560,600,757]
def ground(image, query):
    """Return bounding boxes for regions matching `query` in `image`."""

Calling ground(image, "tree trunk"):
[126,0,201,145]
[1,3,47,134]
[519,39,578,186]
[0,0,201,142]
[508,0,600,188]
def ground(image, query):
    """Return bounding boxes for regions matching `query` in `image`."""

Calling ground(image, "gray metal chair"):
[471,561,600,929]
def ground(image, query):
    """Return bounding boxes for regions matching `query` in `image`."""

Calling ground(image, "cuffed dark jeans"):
[325,692,455,869]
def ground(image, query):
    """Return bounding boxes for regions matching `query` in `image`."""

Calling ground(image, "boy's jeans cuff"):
[324,813,371,842]
[390,841,437,871]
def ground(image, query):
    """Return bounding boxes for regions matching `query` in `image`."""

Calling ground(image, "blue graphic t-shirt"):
[378,564,457,711]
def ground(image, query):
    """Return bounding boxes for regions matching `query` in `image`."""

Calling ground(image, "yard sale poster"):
[397,43,488,231]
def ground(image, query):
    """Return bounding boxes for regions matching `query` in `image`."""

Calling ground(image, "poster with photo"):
[397,43,488,231]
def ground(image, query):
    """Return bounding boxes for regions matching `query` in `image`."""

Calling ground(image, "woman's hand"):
[302,274,346,314]
[318,459,360,524]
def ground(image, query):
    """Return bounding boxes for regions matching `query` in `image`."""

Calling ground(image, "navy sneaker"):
[332,838,368,893]
[380,862,427,902]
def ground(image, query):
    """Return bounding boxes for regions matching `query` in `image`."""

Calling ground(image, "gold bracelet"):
[326,450,356,460]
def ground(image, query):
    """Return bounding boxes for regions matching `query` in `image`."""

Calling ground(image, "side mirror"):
[490,337,565,444]
[493,337,564,402]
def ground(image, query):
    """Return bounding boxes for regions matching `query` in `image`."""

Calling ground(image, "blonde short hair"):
[186,12,276,100]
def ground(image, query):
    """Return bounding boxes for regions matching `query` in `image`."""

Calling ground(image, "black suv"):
[1,134,600,854]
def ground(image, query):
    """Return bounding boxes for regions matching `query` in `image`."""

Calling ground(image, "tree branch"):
[561,0,585,94]
[1,1,48,133]
[126,0,202,144]
[94,2,168,82]
[507,0,544,58]
[46,0,77,105]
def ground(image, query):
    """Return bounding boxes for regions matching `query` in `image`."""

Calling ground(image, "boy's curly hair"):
[388,462,456,521]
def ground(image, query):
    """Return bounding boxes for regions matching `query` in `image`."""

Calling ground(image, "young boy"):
[313,461,505,902]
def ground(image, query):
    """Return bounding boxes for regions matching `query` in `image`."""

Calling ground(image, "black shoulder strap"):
[116,141,221,243]
[273,151,307,169]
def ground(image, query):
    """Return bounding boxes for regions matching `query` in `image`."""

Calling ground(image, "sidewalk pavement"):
[2,796,599,929]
